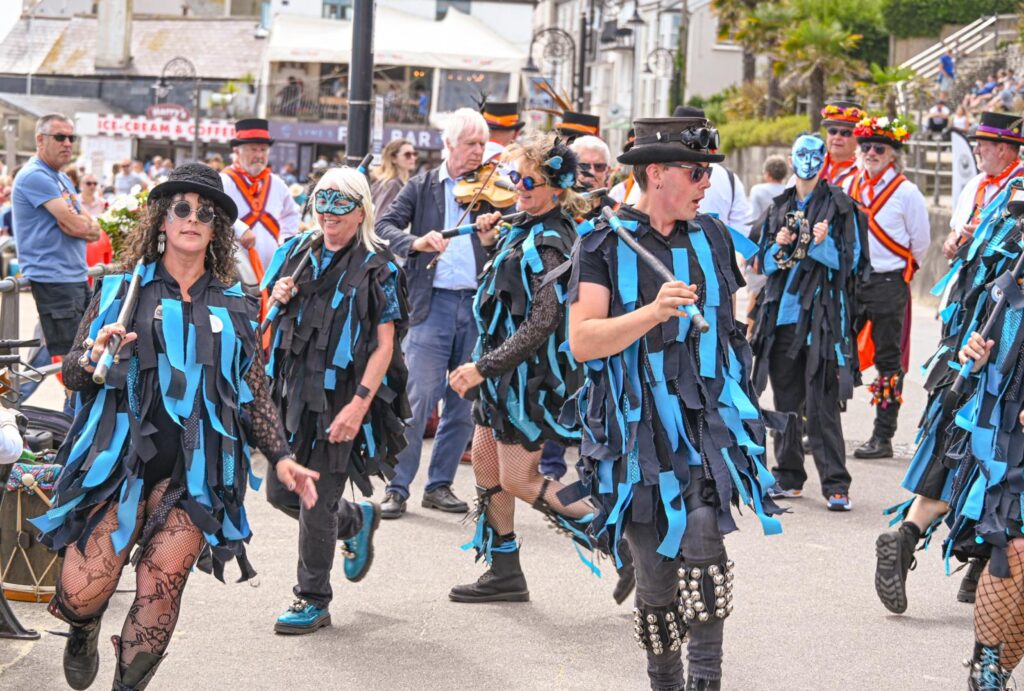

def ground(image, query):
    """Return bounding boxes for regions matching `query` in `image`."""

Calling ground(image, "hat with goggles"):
[149,162,238,222]
[618,107,724,165]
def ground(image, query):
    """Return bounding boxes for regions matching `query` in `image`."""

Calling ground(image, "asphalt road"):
[0,294,991,690]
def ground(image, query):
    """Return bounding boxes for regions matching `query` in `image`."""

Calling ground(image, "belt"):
[433,287,477,296]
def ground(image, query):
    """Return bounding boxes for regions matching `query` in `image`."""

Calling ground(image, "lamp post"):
[152,57,200,162]
[523,27,580,110]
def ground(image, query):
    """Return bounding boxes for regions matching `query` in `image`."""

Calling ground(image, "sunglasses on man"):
[826,127,853,137]
[579,162,608,173]
[662,162,714,183]
[860,143,889,155]
[43,133,77,143]
[169,200,216,225]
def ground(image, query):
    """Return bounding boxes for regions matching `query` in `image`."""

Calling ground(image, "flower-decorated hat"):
[821,100,865,129]
[854,115,911,150]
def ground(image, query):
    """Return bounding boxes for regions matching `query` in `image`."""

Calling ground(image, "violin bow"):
[426,162,501,270]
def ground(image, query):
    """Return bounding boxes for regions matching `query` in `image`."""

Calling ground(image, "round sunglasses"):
[508,170,545,191]
[662,162,713,183]
[169,200,216,225]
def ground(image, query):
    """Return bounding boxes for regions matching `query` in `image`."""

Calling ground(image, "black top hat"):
[557,112,600,140]
[622,127,636,154]
[149,163,239,222]
[968,111,1024,145]
[820,99,865,128]
[231,118,274,147]
[619,107,725,165]
[481,102,525,131]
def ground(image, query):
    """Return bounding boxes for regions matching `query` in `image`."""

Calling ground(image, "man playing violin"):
[374,107,496,519]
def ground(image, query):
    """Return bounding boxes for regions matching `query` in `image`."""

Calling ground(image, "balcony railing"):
[269,95,431,125]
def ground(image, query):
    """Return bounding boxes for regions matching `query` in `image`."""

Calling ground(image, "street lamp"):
[152,56,201,162]
[524,27,580,110]
[645,47,675,77]
[626,2,646,26]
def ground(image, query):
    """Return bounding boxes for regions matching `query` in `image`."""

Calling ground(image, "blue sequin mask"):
[791,135,825,180]
[314,189,362,216]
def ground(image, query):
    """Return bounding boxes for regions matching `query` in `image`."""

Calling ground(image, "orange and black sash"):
[851,170,917,282]
[224,166,281,240]
[822,154,856,187]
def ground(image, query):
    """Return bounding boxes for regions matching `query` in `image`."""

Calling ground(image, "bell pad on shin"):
[677,559,735,624]
[632,604,688,655]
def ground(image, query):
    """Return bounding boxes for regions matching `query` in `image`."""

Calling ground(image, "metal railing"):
[0,263,120,365]
[902,138,953,207]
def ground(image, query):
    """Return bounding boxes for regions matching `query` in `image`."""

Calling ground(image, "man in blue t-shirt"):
[11,113,99,356]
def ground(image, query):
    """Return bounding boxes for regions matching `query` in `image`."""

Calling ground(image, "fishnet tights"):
[975,539,1024,670]
[470,425,590,536]
[57,479,205,666]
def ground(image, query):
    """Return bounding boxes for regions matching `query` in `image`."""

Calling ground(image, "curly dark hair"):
[121,193,238,284]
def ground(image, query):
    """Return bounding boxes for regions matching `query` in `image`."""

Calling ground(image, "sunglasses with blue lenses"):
[314,189,362,216]
[508,170,544,191]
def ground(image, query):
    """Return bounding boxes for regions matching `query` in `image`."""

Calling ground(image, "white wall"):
[685,4,743,100]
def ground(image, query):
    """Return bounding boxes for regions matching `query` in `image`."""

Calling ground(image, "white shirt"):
[610,175,641,206]
[433,161,478,290]
[484,140,506,164]
[699,163,754,236]
[222,168,300,271]
[0,407,22,465]
[949,162,1024,233]
[851,166,931,273]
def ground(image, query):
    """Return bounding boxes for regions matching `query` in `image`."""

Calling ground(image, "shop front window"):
[437,69,509,113]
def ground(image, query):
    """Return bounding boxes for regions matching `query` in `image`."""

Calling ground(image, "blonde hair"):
[313,166,387,252]
[372,138,414,185]
[508,131,589,218]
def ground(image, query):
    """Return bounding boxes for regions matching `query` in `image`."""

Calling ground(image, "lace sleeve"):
[242,346,292,465]
[62,289,102,393]
[476,246,563,379]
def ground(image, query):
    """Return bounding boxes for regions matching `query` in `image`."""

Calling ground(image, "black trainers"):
[422,486,469,513]
[874,523,918,614]
[958,558,987,604]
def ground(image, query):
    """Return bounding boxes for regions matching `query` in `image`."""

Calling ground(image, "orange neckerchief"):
[224,165,281,239]
[822,154,856,186]
[972,159,1024,223]
[853,164,895,205]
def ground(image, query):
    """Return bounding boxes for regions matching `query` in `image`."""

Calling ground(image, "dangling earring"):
[656,183,663,190]
[157,231,166,254]
[552,194,559,203]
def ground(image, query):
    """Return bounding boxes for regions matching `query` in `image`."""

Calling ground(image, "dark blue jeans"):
[387,288,477,500]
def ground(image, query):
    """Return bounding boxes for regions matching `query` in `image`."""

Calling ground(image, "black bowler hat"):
[231,118,274,147]
[482,101,525,131]
[149,163,239,222]
[968,111,1024,145]
[619,107,725,165]
[557,111,600,140]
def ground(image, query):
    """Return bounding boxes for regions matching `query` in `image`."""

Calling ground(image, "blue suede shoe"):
[341,501,381,582]
[274,599,330,635]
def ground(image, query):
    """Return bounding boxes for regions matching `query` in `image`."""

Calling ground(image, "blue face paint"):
[791,134,825,180]
[314,189,361,216]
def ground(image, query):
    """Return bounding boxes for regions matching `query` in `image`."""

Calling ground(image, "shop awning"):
[267,8,527,73]
[0,92,123,118]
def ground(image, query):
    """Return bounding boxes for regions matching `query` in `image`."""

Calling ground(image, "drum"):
[0,462,62,602]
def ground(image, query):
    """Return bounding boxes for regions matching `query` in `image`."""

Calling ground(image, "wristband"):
[355,384,371,400]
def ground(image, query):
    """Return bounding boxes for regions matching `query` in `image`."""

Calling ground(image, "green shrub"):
[881,0,1018,39]
[717,115,811,154]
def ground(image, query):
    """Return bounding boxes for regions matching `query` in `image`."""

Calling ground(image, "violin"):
[453,162,517,210]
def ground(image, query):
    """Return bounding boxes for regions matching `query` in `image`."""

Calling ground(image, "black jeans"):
[266,447,364,609]
[768,325,850,497]
[625,477,727,690]
[856,271,909,439]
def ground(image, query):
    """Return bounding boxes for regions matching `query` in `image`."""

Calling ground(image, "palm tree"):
[779,16,863,130]
[735,1,795,117]
[712,0,760,83]
[862,63,916,119]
